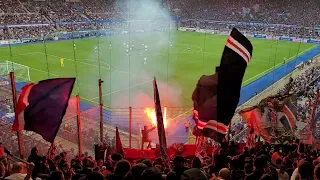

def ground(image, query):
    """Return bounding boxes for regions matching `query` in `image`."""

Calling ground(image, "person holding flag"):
[60,57,64,67]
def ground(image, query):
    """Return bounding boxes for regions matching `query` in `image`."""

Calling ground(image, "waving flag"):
[282,95,297,129]
[115,126,124,157]
[153,77,169,164]
[239,107,271,143]
[191,68,218,137]
[212,28,253,142]
[12,78,75,143]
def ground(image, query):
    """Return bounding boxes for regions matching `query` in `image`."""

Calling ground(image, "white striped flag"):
[192,28,253,142]
[215,28,253,141]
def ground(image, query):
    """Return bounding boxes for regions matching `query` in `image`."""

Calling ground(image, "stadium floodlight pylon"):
[0,60,30,82]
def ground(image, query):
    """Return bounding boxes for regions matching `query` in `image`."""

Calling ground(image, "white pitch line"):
[0,52,41,58]
[34,52,153,80]
[89,79,153,101]
[33,52,111,70]
[242,44,318,84]
[2,51,155,103]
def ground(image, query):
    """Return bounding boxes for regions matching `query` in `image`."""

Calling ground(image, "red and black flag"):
[213,28,253,141]
[192,72,218,137]
[12,78,75,143]
[115,126,124,157]
[153,77,169,164]
[192,28,253,142]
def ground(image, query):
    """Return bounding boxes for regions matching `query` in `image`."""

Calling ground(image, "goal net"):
[0,61,30,82]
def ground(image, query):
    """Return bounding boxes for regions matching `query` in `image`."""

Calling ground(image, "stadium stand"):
[1,0,320,180]
[0,0,319,39]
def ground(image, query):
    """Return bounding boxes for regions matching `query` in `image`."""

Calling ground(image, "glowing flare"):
[144,107,167,128]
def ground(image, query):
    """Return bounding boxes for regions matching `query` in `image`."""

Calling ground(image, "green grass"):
[0,31,316,108]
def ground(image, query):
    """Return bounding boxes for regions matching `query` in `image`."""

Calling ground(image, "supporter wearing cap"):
[173,155,188,179]
[111,153,123,167]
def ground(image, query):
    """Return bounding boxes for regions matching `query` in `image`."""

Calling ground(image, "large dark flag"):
[192,71,218,136]
[12,78,75,143]
[153,77,169,163]
[192,28,253,142]
[214,28,253,141]
[115,126,124,157]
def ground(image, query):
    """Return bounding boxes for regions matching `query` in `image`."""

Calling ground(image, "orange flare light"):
[144,107,167,128]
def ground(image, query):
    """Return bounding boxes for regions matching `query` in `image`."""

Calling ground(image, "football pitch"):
[0,31,316,108]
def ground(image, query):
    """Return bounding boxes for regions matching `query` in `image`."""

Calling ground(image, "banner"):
[253,34,267,38]
[279,37,293,41]
[239,95,300,143]
[306,39,320,44]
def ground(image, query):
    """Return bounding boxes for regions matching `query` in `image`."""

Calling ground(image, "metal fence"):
[0,76,193,159]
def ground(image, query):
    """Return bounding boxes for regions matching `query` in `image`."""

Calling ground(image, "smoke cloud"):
[103,0,181,108]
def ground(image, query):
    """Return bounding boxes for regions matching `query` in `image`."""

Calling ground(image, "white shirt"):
[5,173,32,180]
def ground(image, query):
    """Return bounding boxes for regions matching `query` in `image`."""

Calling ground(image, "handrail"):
[230,126,248,142]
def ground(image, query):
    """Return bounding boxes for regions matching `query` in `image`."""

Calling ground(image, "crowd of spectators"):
[276,62,320,141]
[0,26,55,40]
[48,13,88,23]
[0,0,318,41]
[1,1,320,179]
[0,0,319,25]
[0,0,26,13]
[0,0,318,40]
[2,139,320,180]
[0,14,48,25]
[164,0,320,27]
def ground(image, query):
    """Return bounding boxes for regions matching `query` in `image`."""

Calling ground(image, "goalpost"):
[0,61,31,82]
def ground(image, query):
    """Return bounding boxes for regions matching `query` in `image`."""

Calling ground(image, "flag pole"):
[7,154,31,165]
[99,79,104,143]
[76,95,83,155]
[129,106,132,149]
[226,123,231,144]
[311,90,320,145]
[10,72,24,159]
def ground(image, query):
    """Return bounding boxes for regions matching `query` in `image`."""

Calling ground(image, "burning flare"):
[144,107,167,128]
